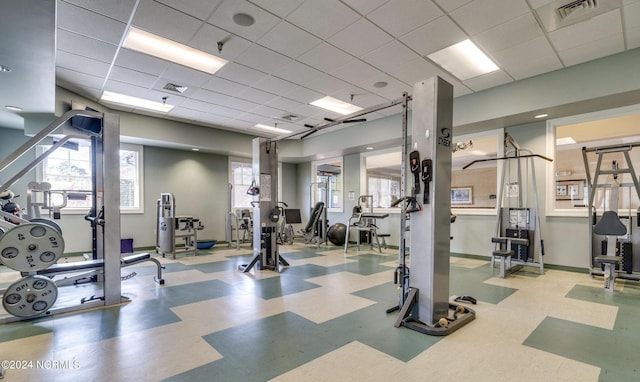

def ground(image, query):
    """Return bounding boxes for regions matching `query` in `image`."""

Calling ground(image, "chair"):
[344,212,382,253]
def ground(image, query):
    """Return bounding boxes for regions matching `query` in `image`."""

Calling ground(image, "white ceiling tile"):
[189,25,253,61]
[462,70,512,91]
[557,34,625,67]
[355,73,411,99]
[331,89,387,109]
[328,18,393,57]
[339,0,389,15]
[492,36,563,80]
[473,13,544,53]
[298,43,355,73]
[132,0,203,43]
[265,97,320,117]
[208,0,281,41]
[305,74,351,95]
[181,98,220,113]
[527,0,554,9]
[400,15,467,55]
[109,66,159,88]
[247,0,305,17]
[286,0,361,39]
[202,77,249,96]
[283,85,324,104]
[384,58,441,85]
[271,61,324,85]
[237,112,267,123]
[61,0,137,23]
[237,87,278,104]
[250,104,286,118]
[57,29,117,63]
[450,0,529,35]
[257,21,322,58]
[625,2,640,29]
[191,88,233,104]
[209,105,245,118]
[626,27,640,49]
[432,0,473,12]
[56,50,111,77]
[56,67,105,90]
[162,63,213,87]
[156,0,222,20]
[104,80,150,98]
[57,80,103,100]
[115,49,170,76]
[548,9,623,51]
[331,59,383,85]
[57,1,126,44]
[361,41,422,73]
[220,97,261,111]
[215,63,267,86]
[146,89,187,107]
[235,44,292,73]
[253,76,302,95]
[169,107,215,122]
[368,0,443,37]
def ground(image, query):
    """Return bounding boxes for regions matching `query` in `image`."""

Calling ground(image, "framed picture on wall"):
[556,180,584,200]
[451,187,473,204]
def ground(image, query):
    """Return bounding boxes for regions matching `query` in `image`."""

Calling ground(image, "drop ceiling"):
[2,0,640,139]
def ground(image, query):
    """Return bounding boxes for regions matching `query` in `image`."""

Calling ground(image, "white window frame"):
[451,128,503,216]
[545,103,640,217]
[360,147,402,214]
[229,157,253,210]
[311,156,343,213]
[36,142,144,214]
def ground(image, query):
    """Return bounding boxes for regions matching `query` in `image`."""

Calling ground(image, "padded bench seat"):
[33,253,164,284]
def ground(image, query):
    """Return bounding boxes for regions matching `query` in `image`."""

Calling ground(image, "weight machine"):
[0,109,162,323]
[155,192,203,259]
[238,138,289,272]
[583,143,640,291]
[464,134,551,278]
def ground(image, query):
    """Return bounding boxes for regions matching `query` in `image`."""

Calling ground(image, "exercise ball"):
[327,223,347,246]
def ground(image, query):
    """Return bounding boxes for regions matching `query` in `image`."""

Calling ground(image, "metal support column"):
[102,112,121,305]
[395,77,475,335]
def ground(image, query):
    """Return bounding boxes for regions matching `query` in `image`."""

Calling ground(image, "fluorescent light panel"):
[101,91,174,112]
[123,27,227,74]
[427,39,499,80]
[310,96,363,115]
[255,124,292,134]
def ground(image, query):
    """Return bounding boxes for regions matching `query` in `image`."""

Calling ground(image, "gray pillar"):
[409,77,453,324]
[102,112,121,304]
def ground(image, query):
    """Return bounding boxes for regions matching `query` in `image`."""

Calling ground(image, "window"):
[230,158,253,209]
[546,104,640,216]
[451,129,502,213]
[363,149,401,210]
[311,157,342,211]
[39,142,143,212]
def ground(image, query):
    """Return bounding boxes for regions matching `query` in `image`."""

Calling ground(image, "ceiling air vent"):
[280,114,298,121]
[535,0,621,32]
[163,83,188,94]
[557,0,598,20]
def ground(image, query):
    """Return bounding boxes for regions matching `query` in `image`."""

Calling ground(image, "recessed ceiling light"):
[255,124,292,134]
[310,96,363,115]
[535,113,549,119]
[233,13,255,27]
[123,27,227,74]
[100,91,174,113]
[427,39,499,81]
[373,81,388,88]
[191,148,200,151]
[366,147,374,150]
[0,65,11,72]
[5,105,22,111]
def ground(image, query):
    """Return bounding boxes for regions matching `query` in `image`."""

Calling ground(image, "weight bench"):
[33,253,165,285]
[491,237,529,278]
[376,233,390,249]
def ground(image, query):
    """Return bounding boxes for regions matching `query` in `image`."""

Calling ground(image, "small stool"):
[492,250,513,278]
[595,256,622,292]
[376,233,390,249]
